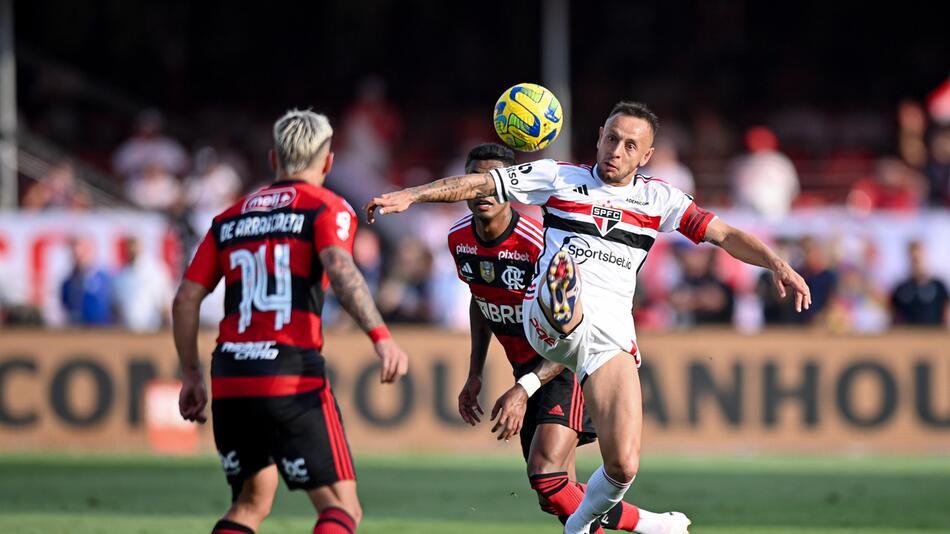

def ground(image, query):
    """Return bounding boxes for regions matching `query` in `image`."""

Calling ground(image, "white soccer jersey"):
[489,159,715,363]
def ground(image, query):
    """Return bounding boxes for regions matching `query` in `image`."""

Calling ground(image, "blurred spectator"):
[847,157,926,212]
[126,162,182,211]
[796,236,838,324]
[729,126,800,220]
[641,137,695,195]
[826,265,889,333]
[669,245,734,326]
[184,147,243,213]
[112,109,189,180]
[376,236,432,323]
[21,160,91,211]
[897,100,928,169]
[890,241,949,326]
[113,237,174,332]
[60,238,113,326]
[925,126,950,207]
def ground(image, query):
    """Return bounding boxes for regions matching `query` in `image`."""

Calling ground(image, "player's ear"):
[268,150,278,172]
[596,126,604,148]
[323,151,335,175]
[639,146,655,168]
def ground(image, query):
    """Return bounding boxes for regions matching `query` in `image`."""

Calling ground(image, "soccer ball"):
[493,83,563,152]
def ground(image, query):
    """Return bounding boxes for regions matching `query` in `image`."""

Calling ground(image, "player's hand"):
[772,261,812,312]
[458,375,484,426]
[374,338,409,384]
[490,384,528,441]
[179,373,208,424]
[364,190,414,224]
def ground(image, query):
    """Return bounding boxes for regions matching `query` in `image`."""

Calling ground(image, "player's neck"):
[595,165,636,187]
[474,209,513,242]
[276,171,325,187]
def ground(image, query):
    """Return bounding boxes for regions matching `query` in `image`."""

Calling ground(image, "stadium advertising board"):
[0,329,947,454]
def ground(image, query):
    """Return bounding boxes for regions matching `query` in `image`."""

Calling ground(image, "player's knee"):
[231,497,272,523]
[604,453,639,483]
[526,450,564,477]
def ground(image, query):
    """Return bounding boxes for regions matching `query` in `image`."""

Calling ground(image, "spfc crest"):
[591,205,622,236]
[479,260,495,283]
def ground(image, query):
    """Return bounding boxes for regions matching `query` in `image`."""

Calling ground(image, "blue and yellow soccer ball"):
[493,83,563,152]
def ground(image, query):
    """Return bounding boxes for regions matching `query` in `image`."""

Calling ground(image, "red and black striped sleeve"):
[677,202,715,244]
[182,229,223,290]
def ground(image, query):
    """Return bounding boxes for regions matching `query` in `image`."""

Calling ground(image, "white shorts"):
[522,293,640,383]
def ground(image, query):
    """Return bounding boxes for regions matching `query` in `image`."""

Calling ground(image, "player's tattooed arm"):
[530,358,565,386]
[409,173,497,203]
[365,173,495,223]
[320,246,385,331]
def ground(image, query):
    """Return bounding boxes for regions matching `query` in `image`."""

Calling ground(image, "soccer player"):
[173,109,408,534]
[451,143,654,533]
[365,101,811,534]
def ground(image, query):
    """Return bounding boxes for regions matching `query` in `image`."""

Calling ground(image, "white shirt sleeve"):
[488,159,561,205]
[658,185,695,233]
[658,182,716,244]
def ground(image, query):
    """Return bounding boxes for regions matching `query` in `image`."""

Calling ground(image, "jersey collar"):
[472,209,520,249]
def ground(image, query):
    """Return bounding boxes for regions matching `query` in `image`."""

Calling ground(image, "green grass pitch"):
[0,453,947,533]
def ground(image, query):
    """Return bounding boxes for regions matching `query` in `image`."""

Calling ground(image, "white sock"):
[564,465,632,534]
[633,509,666,534]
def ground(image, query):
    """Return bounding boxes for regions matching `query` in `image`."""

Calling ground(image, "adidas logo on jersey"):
[547,405,565,416]
[461,263,473,274]
[455,244,478,255]
[573,185,590,195]
[497,249,531,262]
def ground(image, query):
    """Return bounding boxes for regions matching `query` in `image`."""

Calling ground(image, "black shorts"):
[519,368,597,459]
[211,385,355,497]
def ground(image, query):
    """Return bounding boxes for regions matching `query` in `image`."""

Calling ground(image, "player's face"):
[466,159,510,220]
[596,115,656,184]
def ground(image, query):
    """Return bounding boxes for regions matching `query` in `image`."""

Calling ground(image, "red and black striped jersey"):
[447,210,544,376]
[183,180,357,399]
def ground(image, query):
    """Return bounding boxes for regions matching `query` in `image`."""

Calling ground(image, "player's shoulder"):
[511,212,544,251]
[635,173,690,203]
[447,214,474,246]
[293,182,354,214]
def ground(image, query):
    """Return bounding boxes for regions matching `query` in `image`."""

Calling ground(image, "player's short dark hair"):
[608,101,659,136]
[465,143,516,173]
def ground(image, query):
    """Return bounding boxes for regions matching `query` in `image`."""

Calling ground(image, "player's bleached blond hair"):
[273,109,334,174]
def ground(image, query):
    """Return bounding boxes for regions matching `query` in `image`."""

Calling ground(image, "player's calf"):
[543,250,583,333]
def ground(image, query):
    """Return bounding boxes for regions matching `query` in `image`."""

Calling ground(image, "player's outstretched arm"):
[490,359,565,441]
[459,298,492,426]
[364,172,496,223]
[320,246,408,383]
[704,218,812,312]
[172,280,211,424]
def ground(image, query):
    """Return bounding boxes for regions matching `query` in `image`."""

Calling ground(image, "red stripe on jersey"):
[218,311,323,349]
[517,217,544,236]
[211,375,325,398]
[544,197,660,230]
[469,284,529,304]
[219,239,317,282]
[321,386,355,480]
[678,202,714,244]
[494,333,541,365]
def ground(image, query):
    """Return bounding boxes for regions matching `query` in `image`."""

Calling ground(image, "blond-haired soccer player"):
[366,102,811,534]
[175,109,408,534]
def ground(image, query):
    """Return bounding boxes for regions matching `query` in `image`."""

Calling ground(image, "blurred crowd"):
[10,76,950,333]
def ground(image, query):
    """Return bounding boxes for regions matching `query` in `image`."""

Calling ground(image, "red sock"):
[530,473,604,534]
[212,519,254,534]
[313,507,356,534]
